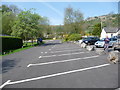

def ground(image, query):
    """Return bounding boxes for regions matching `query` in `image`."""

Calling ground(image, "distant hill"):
[83,14,119,32]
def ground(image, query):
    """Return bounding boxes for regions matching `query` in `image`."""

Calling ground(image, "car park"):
[95,38,117,48]
[82,37,100,45]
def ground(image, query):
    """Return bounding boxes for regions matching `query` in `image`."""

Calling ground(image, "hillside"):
[83,14,119,33]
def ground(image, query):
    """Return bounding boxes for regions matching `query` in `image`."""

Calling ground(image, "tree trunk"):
[31,37,33,46]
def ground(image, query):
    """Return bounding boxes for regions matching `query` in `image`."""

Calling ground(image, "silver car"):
[114,35,120,51]
[95,38,117,48]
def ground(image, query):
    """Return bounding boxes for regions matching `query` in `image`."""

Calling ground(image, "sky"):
[2,1,118,25]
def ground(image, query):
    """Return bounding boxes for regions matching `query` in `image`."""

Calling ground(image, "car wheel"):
[114,47,116,51]
[118,49,120,52]
[95,46,98,48]
[111,43,114,48]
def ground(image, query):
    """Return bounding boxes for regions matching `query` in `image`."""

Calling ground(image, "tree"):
[64,6,84,34]
[50,25,64,39]
[1,5,12,13]
[92,23,101,37]
[1,5,21,35]
[2,11,16,35]
[38,17,51,38]
[11,10,41,41]
[11,9,50,45]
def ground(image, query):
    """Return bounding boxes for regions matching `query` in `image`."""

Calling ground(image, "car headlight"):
[85,41,88,43]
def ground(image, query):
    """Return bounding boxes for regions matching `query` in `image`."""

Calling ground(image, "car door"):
[109,38,117,46]
[91,37,97,44]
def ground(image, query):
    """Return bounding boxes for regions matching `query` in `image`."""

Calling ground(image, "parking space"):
[1,40,118,88]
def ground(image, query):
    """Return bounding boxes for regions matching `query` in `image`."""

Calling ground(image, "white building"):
[100,27,120,39]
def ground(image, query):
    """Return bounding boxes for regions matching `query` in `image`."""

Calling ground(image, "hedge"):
[1,36,23,52]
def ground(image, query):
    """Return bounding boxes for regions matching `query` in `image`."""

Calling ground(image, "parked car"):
[95,38,117,48]
[94,38,105,47]
[114,35,120,52]
[78,37,88,44]
[82,37,100,45]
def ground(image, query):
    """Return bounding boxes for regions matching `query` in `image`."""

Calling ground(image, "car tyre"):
[95,46,98,48]
[114,47,116,51]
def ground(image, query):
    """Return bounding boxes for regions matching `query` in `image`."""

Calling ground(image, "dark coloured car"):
[82,37,100,45]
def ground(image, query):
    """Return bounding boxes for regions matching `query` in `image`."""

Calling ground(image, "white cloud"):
[42,2,63,17]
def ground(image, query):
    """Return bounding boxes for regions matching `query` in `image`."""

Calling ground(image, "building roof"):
[103,27,119,33]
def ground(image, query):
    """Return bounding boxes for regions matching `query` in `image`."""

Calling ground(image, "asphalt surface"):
[1,40,119,88]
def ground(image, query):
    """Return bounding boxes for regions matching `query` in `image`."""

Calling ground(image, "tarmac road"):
[1,40,119,89]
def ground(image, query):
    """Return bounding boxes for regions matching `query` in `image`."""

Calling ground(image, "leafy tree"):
[38,17,51,38]
[9,5,22,14]
[11,9,50,44]
[50,25,64,39]
[11,10,41,41]
[1,5,21,35]
[1,5,12,13]
[2,11,16,35]
[92,23,101,37]
[64,6,84,34]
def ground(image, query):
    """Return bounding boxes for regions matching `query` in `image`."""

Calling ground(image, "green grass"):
[23,42,37,46]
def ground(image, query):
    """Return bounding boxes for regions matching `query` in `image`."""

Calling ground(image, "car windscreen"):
[117,36,120,39]
[110,38,117,41]
[84,37,97,40]
[100,38,105,41]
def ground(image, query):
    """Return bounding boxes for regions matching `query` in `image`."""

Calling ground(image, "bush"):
[67,34,82,41]
[1,36,23,52]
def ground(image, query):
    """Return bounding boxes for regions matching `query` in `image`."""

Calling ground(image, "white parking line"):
[0,80,11,89]
[1,64,110,88]
[53,47,82,51]
[49,49,82,53]
[52,45,56,48]
[39,56,42,58]
[39,52,88,59]
[28,55,99,67]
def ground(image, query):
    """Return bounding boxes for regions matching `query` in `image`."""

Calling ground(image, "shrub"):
[1,36,23,52]
[67,34,82,41]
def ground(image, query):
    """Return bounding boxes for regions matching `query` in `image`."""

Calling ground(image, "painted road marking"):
[1,64,110,88]
[45,52,47,54]
[27,55,99,67]
[49,49,51,51]
[52,45,56,48]
[49,49,82,53]
[53,47,82,51]
[0,80,11,89]
[39,56,42,58]
[39,52,88,59]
